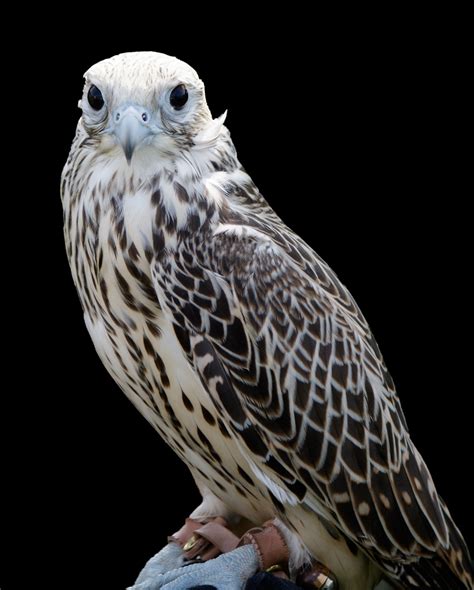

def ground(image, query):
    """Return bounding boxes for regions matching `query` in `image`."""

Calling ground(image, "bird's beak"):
[113,106,153,164]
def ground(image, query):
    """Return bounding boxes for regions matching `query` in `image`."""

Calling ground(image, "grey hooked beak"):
[113,106,153,164]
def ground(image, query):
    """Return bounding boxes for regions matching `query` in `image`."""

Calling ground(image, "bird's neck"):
[63,129,254,256]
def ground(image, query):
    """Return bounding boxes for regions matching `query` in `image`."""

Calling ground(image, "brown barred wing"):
[153,227,473,588]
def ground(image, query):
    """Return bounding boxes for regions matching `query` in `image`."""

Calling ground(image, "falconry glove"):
[132,543,187,585]
[128,544,259,590]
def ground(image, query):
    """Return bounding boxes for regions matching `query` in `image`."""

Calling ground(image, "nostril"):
[141,112,149,122]
[115,112,121,121]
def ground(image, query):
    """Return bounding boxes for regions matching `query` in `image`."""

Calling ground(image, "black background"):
[2,11,472,590]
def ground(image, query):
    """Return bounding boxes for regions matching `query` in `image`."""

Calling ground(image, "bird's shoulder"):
[181,183,371,344]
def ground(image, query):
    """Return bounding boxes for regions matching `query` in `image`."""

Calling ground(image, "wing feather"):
[152,211,469,583]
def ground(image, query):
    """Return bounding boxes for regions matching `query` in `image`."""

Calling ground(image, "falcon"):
[61,52,473,590]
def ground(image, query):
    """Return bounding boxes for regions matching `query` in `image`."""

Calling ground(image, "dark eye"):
[87,85,104,110]
[169,84,188,110]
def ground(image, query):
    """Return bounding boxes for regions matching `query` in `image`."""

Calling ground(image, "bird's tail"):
[395,503,473,589]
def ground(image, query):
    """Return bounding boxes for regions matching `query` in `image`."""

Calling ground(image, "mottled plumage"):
[61,52,473,590]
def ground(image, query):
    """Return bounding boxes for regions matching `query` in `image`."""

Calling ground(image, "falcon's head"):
[79,52,225,164]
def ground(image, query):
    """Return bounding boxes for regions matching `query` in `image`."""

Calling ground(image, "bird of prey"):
[61,52,473,590]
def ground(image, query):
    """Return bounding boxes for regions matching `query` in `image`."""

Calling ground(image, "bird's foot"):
[128,518,290,589]
[128,517,341,589]
[128,516,243,589]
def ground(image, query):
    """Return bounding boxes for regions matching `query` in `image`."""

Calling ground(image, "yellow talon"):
[183,534,199,552]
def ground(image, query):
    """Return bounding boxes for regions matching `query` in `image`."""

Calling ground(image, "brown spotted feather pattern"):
[61,52,473,590]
